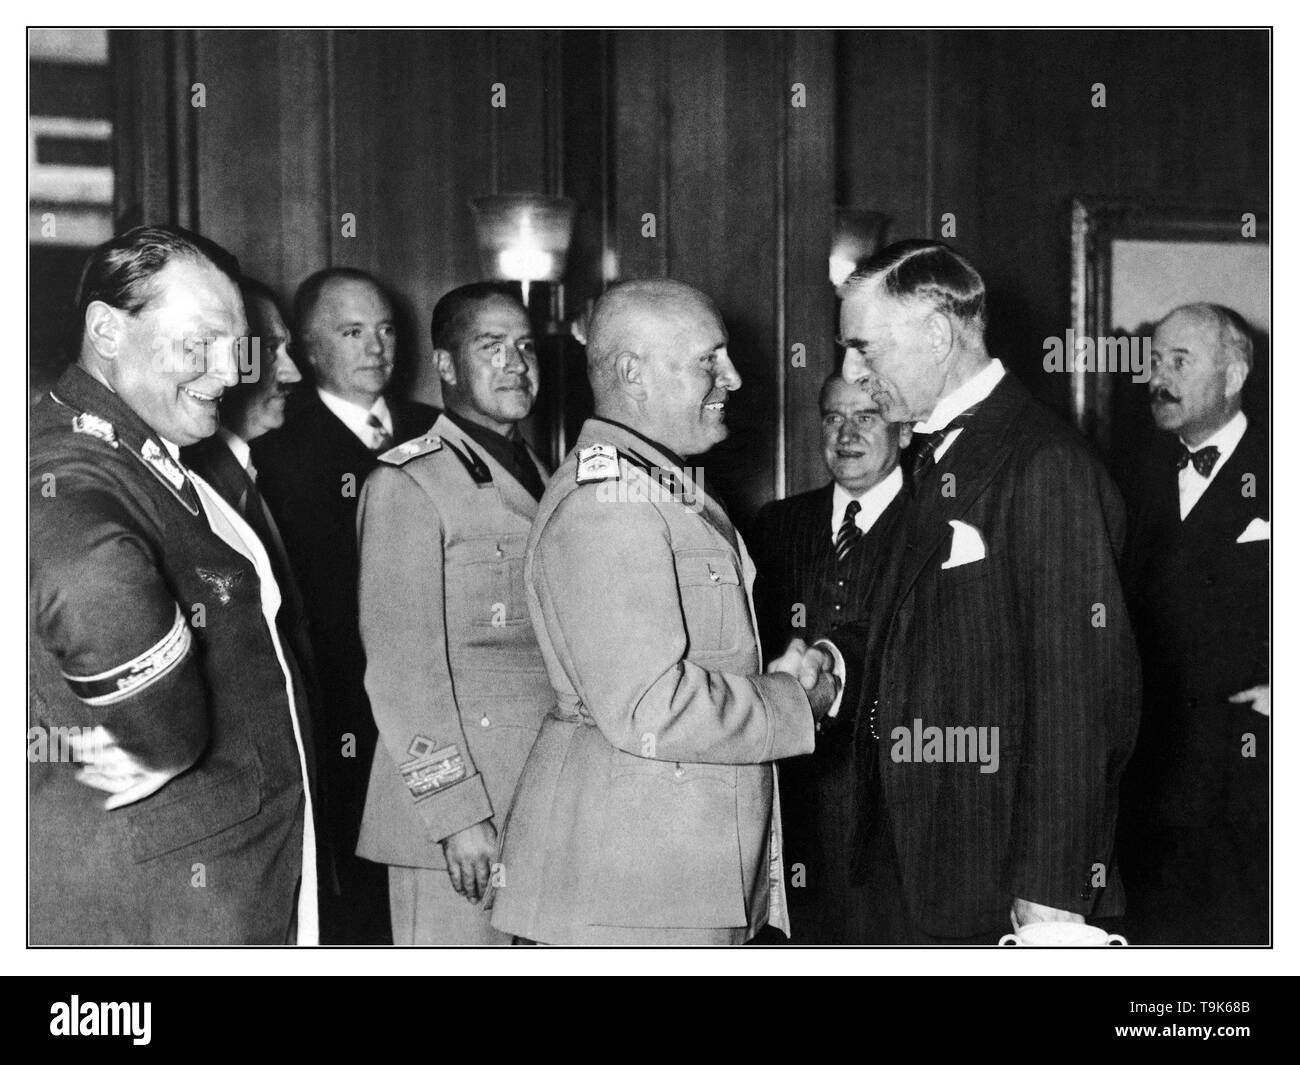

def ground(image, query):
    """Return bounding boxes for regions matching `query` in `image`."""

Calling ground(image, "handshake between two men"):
[767,638,841,724]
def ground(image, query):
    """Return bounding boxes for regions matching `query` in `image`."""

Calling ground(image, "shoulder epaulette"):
[379,434,443,466]
[575,443,620,485]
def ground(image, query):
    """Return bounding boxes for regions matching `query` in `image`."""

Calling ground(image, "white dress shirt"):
[829,466,904,545]
[317,388,393,449]
[217,426,252,473]
[168,438,320,945]
[1178,411,1247,521]
[914,358,1007,463]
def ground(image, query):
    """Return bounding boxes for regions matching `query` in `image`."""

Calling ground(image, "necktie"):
[1175,444,1220,478]
[367,413,393,452]
[835,499,863,562]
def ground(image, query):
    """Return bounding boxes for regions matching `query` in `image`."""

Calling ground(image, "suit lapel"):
[894,374,1029,602]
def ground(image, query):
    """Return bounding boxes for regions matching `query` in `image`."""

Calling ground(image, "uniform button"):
[834,603,843,612]
[837,580,845,588]
[1203,575,1215,587]
[707,566,721,583]
[480,715,491,728]
[495,544,504,559]
[674,764,685,779]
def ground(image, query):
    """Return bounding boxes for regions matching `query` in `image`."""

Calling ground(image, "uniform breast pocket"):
[674,548,745,656]
[456,534,531,627]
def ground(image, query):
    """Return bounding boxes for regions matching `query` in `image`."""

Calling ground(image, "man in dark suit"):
[751,373,908,943]
[805,239,1141,943]
[183,279,334,901]
[1119,302,1268,945]
[30,225,318,943]
[252,267,437,943]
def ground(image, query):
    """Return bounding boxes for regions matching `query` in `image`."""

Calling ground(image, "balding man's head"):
[585,279,740,457]
[1149,302,1254,445]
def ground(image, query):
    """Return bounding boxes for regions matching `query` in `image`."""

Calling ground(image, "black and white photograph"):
[15,11,1290,1030]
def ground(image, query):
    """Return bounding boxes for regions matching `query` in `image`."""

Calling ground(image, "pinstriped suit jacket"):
[833,372,1142,936]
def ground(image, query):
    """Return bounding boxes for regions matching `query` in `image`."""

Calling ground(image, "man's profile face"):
[439,295,537,434]
[820,376,905,495]
[1149,311,1241,443]
[640,301,739,457]
[110,257,245,446]
[237,295,301,441]
[302,278,395,407]
[839,284,938,424]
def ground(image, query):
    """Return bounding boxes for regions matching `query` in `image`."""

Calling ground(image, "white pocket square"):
[1236,517,1269,543]
[942,519,987,569]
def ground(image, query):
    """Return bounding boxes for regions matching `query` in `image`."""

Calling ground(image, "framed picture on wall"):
[1068,198,1270,462]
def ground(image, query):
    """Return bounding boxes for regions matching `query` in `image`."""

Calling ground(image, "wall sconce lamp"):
[470,193,576,326]
[830,208,891,287]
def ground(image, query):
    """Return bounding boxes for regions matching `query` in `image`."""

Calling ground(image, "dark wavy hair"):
[429,281,522,352]
[74,224,241,321]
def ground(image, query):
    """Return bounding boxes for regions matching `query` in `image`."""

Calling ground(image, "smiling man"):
[489,279,838,945]
[29,225,319,943]
[355,283,553,944]
[251,267,437,943]
[811,239,1140,944]
[751,373,909,942]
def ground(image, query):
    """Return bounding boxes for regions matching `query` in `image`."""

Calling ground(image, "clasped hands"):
[767,638,840,722]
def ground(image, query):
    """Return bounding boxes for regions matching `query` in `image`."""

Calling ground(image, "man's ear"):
[1224,359,1248,400]
[434,347,457,388]
[925,311,955,362]
[615,351,647,401]
[84,301,123,360]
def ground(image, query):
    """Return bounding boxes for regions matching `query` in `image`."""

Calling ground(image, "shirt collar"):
[831,465,903,536]
[590,416,688,470]
[217,426,252,470]
[914,358,1006,434]
[1180,410,1247,463]
[317,387,391,439]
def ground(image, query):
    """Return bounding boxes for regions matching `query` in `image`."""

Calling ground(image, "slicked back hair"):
[75,224,241,322]
[430,281,523,352]
[842,239,987,337]
[293,266,387,337]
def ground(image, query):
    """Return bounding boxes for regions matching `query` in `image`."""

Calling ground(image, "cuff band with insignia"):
[62,606,192,706]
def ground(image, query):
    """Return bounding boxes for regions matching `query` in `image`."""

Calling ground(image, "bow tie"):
[1175,444,1220,478]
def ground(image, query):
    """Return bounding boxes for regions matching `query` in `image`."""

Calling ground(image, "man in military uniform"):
[490,279,838,945]
[29,226,318,944]
[355,283,552,944]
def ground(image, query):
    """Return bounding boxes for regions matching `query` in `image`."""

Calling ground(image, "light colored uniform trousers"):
[388,866,511,945]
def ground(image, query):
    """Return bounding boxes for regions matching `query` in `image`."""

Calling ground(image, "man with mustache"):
[810,239,1140,944]
[355,283,553,943]
[29,225,319,943]
[751,373,909,942]
[252,267,437,943]
[1119,303,1268,944]
[490,279,838,945]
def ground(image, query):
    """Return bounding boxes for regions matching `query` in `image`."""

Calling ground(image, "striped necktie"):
[835,499,862,562]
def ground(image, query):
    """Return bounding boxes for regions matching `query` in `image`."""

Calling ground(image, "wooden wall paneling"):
[783,30,838,499]
[192,31,284,291]
[836,30,930,241]
[111,29,197,230]
[611,31,669,280]
[663,30,782,520]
